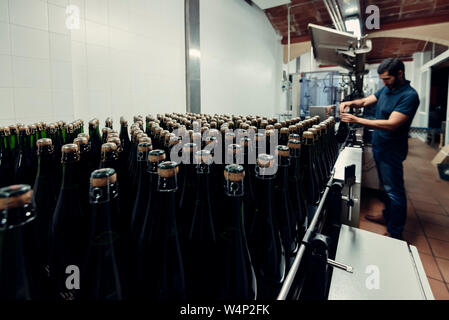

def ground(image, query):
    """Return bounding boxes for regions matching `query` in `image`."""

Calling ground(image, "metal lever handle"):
[327,258,353,273]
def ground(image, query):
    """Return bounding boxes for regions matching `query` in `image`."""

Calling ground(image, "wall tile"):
[88,90,111,119]
[0,88,14,119]
[85,20,108,47]
[52,89,74,117]
[72,89,88,119]
[85,0,108,25]
[0,55,12,87]
[51,61,73,90]
[71,65,87,91]
[71,40,86,66]
[108,27,130,51]
[48,3,70,35]
[108,0,129,31]
[13,56,51,89]
[14,88,52,118]
[47,0,69,8]
[0,22,10,55]
[87,66,110,91]
[11,25,50,59]
[69,0,85,18]
[9,0,48,30]
[50,33,71,62]
[70,17,85,43]
[0,0,8,23]
[86,43,109,68]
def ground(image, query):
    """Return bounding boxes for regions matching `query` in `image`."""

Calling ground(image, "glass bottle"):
[274,145,299,270]
[143,161,186,300]
[185,150,218,300]
[49,144,87,300]
[248,154,285,300]
[82,168,122,300]
[219,164,257,300]
[0,184,38,300]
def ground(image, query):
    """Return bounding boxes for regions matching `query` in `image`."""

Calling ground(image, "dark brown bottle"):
[248,154,285,300]
[0,184,38,300]
[274,145,299,270]
[185,150,218,300]
[49,144,87,300]
[219,164,257,300]
[82,168,122,300]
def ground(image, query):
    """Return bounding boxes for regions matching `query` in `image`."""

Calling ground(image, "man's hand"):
[339,101,352,114]
[340,113,360,124]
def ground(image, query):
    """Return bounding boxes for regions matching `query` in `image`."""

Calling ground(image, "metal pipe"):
[277,173,334,300]
[323,0,340,31]
[332,0,346,32]
[288,5,291,71]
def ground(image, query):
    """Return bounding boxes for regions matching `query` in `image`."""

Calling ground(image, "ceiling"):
[260,0,449,63]
[367,38,448,64]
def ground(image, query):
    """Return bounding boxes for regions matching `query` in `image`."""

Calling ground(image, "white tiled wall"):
[0,0,186,129]
[200,0,283,118]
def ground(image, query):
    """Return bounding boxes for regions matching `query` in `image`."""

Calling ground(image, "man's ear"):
[397,70,404,80]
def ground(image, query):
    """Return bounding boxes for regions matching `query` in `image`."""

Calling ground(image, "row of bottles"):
[0,113,339,301]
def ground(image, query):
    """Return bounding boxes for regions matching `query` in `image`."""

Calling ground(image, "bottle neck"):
[37,151,55,177]
[61,161,81,189]
[89,187,119,245]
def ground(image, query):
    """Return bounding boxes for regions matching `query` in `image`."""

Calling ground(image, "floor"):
[359,138,449,300]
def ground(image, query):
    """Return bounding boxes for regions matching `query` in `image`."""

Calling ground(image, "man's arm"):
[339,94,378,114]
[340,111,409,132]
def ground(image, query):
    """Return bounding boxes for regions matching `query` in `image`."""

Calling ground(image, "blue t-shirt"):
[372,81,419,153]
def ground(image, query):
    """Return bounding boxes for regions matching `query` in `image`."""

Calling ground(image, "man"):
[339,58,420,240]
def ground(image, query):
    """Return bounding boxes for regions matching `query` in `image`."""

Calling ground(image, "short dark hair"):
[377,58,405,78]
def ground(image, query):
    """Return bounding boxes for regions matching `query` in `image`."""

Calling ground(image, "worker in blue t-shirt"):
[339,58,420,240]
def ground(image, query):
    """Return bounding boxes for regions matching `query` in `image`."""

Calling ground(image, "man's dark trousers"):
[372,145,407,239]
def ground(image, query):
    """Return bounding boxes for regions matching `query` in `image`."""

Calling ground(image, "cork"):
[319,123,328,133]
[169,136,179,146]
[274,123,282,130]
[158,161,179,178]
[192,132,202,141]
[194,150,212,164]
[18,126,29,134]
[276,145,290,157]
[266,125,274,131]
[149,150,166,162]
[303,131,314,139]
[224,164,245,182]
[256,133,266,142]
[62,143,79,153]
[107,136,121,146]
[239,137,251,147]
[78,133,90,140]
[0,186,33,210]
[101,143,117,152]
[257,154,275,168]
[136,133,147,141]
[139,137,152,144]
[91,170,118,187]
[74,137,89,146]
[108,133,120,139]
[37,138,52,147]
[280,128,289,135]
[228,144,243,155]
[120,117,127,125]
[288,140,301,149]
[309,128,318,138]
[265,129,275,137]
[138,142,153,152]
